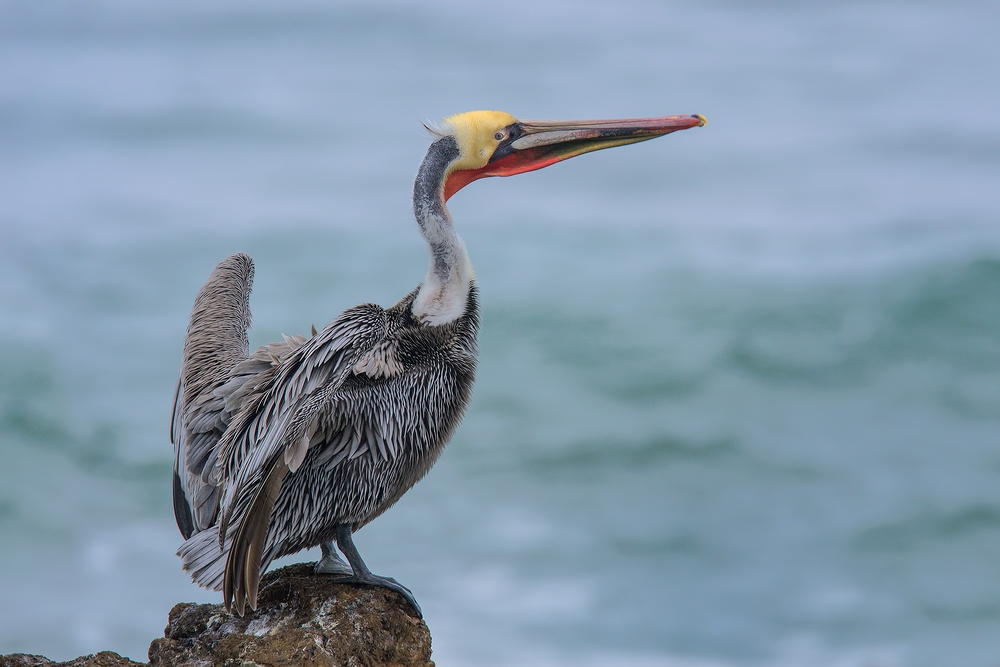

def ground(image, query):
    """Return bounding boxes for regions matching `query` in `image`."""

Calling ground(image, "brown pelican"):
[172,110,706,617]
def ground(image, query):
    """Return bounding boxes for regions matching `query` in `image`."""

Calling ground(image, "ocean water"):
[1,1,999,665]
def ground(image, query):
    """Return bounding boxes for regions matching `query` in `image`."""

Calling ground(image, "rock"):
[2,563,434,667]
[149,563,434,667]
[0,652,142,667]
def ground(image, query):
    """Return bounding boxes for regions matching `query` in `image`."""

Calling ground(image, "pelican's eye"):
[494,131,506,141]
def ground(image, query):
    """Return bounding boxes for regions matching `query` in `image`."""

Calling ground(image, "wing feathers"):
[285,415,317,473]
[172,253,255,538]
[224,459,288,615]
[204,303,395,613]
[175,264,430,614]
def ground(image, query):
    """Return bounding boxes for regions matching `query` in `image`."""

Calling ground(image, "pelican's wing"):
[211,303,394,614]
[172,253,326,540]
[171,253,256,539]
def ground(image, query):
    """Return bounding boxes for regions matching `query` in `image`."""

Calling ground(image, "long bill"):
[444,114,706,200]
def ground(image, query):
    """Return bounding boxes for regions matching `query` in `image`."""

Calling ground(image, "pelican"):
[172,110,705,617]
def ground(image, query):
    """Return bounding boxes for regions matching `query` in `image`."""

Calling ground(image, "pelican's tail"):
[177,526,226,592]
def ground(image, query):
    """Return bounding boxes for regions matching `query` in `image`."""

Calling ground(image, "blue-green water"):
[2,2,999,665]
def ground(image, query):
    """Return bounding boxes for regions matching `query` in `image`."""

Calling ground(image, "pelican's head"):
[437,109,706,200]
[440,110,520,172]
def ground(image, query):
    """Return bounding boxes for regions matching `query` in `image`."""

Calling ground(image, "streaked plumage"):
[171,109,705,617]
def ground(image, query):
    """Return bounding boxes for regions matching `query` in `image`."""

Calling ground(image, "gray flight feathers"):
[175,523,225,592]
[173,255,324,542]
[172,253,254,538]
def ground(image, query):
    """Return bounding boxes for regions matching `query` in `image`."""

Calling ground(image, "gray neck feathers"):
[413,137,458,221]
[411,136,472,325]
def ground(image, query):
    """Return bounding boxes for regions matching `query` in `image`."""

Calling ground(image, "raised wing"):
[172,253,256,538]
[172,252,327,540]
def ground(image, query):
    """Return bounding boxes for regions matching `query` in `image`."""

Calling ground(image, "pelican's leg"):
[331,523,422,618]
[314,540,353,576]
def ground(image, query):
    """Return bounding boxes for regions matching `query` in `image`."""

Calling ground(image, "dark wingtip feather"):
[173,470,196,540]
[223,458,289,616]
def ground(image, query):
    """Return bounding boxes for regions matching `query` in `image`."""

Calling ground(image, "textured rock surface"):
[0,653,142,667]
[2,563,434,667]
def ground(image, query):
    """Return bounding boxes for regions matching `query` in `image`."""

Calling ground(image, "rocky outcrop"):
[0,653,142,667]
[2,563,434,667]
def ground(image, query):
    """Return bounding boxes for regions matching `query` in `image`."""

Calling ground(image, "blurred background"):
[1,1,999,665]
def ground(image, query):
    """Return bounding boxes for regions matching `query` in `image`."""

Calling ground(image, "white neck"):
[411,137,473,326]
